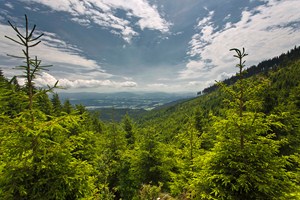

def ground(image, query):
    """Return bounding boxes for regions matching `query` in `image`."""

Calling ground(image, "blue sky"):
[0,0,300,93]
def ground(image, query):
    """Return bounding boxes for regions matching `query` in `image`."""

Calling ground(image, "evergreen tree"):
[122,113,135,146]
[36,92,53,115]
[194,48,297,199]
[62,99,73,114]
[0,69,4,81]
[168,117,203,199]
[131,128,169,188]
[0,15,98,199]
[51,93,62,116]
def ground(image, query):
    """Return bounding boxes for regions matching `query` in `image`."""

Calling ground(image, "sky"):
[0,0,300,93]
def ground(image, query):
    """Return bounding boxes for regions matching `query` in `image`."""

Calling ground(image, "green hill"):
[1,15,299,199]
[131,51,300,198]
[138,48,300,133]
[1,39,299,199]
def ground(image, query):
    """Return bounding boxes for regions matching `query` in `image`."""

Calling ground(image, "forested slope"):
[200,46,300,95]
[0,16,299,199]
[135,48,300,199]
[138,47,300,137]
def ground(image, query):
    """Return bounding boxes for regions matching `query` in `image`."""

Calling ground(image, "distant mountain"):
[57,91,195,111]
[58,91,193,100]
[139,54,300,128]
[55,91,194,121]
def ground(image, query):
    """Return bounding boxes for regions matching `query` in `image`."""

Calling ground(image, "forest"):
[0,16,299,200]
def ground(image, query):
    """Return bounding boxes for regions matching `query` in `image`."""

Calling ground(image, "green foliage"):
[122,113,135,146]
[195,112,294,199]
[0,111,98,199]
[135,183,163,200]
[62,99,73,114]
[51,93,62,116]
[1,15,300,199]
[0,15,99,199]
[5,15,57,115]
[132,129,162,184]
[36,92,53,115]
[0,77,26,117]
[191,48,299,199]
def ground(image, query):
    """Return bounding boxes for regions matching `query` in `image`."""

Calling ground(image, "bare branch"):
[5,35,24,46]
[28,24,36,39]
[25,15,28,38]
[28,41,41,47]
[17,34,27,45]
[7,54,26,59]
[30,33,44,42]
[7,20,25,38]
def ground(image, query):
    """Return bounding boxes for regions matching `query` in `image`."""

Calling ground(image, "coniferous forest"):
[0,16,300,200]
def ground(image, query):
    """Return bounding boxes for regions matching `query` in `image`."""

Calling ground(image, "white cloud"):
[180,0,300,86]
[187,10,214,57]
[22,0,171,42]
[0,24,100,69]
[0,21,118,90]
[144,82,193,92]
[0,23,110,75]
[71,17,91,26]
[4,2,14,9]
[147,83,168,88]
[186,71,233,91]
[119,81,137,87]
[217,71,233,81]
[34,72,137,89]
[187,80,214,89]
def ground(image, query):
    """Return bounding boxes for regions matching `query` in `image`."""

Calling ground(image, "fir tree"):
[194,48,297,199]
[0,15,97,199]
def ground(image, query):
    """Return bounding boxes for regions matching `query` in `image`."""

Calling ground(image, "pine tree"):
[5,15,57,122]
[51,93,62,116]
[122,113,135,146]
[62,99,73,114]
[0,15,97,199]
[194,48,297,199]
[0,69,4,81]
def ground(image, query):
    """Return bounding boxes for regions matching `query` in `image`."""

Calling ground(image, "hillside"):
[131,53,300,198]
[0,29,300,200]
[1,45,299,199]
[200,46,300,95]
[1,12,300,200]
[56,92,194,121]
[136,57,300,153]
[138,47,300,128]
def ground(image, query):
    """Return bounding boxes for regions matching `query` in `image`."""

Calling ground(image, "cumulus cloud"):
[187,10,214,58]
[22,0,171,42]
[180,0,300,83]
[35,34,101,70]
[34,72,137,89]
[147,83,168,88]
[144,82,193,92]
[1,24,86,65]
[0,21,131,89]
[187,71,233,90]
[4,2,14,9]
[0,22,112,78]
[0,13,139,91]
[187,80,213,89]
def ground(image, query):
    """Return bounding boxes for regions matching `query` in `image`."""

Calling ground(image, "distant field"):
[57,92,194,121]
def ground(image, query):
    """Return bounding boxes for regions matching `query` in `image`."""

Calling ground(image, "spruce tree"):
[5,15,57,122]
[51,93,62,116]
[0,15,97,199]
[194,48,297,199]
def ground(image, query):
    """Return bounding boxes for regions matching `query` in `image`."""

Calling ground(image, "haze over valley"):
[0,0,300,199]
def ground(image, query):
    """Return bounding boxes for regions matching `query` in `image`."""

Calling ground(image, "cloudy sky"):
[0,0,299,93]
